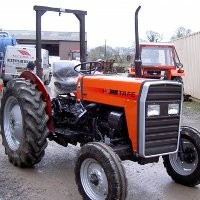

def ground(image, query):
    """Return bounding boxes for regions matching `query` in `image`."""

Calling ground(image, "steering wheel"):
[74,61,103,74]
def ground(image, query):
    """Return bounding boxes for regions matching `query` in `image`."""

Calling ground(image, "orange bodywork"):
[76,75,145,152]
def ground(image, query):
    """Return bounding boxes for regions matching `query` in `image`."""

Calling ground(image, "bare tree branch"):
[146,30,163,42]
[171,27,192,40]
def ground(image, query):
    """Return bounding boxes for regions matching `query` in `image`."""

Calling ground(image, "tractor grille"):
[138,82,183,157]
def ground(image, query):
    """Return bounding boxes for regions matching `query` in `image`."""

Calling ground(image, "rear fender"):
[20,71,54,133]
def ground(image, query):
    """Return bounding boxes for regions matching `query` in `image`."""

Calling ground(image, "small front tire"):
[163,126,200,186]
[75,142,127,200]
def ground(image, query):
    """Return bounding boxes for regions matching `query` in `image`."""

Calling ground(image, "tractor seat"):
[52,60,79,94]
[54,78,77,94]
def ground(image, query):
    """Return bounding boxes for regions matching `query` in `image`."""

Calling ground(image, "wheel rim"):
[80,158,108,200]
[4,96,23,151]
[169,138,198,176]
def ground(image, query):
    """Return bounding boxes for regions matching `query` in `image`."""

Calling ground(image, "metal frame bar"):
[34,5,87,79]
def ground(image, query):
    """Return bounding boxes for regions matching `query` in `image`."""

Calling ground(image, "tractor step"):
[52,128,84,146]
[55,127,82,137]
[112,144,132,160]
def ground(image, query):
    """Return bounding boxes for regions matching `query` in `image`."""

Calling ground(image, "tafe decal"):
[84,87,138,100]
[102,89,137,100]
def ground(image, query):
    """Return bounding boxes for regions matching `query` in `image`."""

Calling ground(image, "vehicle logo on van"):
[17,50,31,56]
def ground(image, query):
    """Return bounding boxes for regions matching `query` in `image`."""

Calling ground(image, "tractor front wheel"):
[74,142,127,200]
[0,78,49,167]
[163,126,200,186]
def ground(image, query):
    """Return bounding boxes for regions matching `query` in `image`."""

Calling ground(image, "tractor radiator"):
[138,81,183,157]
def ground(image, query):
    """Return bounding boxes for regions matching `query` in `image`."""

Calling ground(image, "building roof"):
[4,30,87,41]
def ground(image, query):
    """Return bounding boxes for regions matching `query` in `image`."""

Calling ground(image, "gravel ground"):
[182,101,200,130]
[0,93,200,200]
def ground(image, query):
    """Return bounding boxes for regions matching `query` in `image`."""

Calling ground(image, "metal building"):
[174,32,200,99]
[5,30,87,60]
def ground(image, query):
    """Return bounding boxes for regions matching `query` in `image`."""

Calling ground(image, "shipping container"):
[174,32,200,99]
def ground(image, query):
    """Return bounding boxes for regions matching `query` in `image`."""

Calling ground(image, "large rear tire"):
[163,126,200,186]
[0,78,49,167]
[75,142,127,200]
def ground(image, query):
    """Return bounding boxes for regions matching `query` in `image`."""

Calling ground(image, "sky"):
[0,0,200,48]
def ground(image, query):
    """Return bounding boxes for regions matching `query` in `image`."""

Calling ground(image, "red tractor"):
[128,6,184,85]
[68,49,80,61]
[128,42,185,83]
[0,5,200,200]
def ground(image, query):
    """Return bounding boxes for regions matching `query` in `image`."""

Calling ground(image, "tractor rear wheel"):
[0,78,49,167]
[74,142,127,200]
[163,126,200,186]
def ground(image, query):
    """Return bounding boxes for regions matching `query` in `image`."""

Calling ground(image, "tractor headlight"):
[168,104,179,115]
[147,104,160,117]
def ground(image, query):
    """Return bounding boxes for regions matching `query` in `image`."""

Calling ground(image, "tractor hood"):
[76,75,155,106]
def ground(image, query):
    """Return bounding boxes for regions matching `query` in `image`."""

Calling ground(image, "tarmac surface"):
[0,86,200,200]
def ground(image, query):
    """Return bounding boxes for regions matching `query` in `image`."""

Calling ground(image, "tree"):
[87,46,134,64]
[171,27,192,40]
[146,30,163,42]
[113,46,135,64]
[87,46,115,61]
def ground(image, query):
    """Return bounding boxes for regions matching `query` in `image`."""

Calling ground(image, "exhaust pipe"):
[134,5,142,78]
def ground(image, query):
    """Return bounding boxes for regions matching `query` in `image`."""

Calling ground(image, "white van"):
[1,45,52,85]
